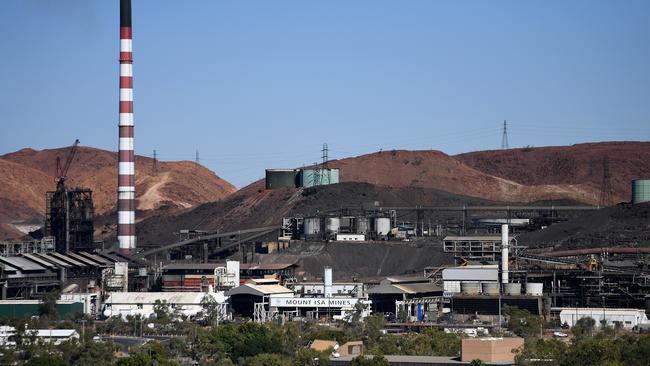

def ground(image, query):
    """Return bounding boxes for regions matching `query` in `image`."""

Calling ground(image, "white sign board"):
[270,297,359,308]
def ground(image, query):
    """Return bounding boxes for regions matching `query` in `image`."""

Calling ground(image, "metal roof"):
[240,263,298,271]
[49,252,87,267]
[35,253,72,268]
[77,252,114,266]
[0,256,46,271]
[227,284,294,297]
[368,281,442,295]
[443,236,503,241]
[66,252,102,266]
[163,263,225,271]
[106,292,223,305]
[20,253,58,269]
[28,329,78,338]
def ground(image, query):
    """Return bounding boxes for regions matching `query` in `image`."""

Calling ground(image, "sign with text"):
[270,297,359,308]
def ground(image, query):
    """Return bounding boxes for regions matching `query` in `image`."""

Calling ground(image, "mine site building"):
[367,276,443,317]
[227,282,295,318]
[556,307,650,329]
[102,291,228,320]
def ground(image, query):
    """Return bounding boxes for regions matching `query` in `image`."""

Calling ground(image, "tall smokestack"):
[501,224,509,284]
[324,266,333,298]
[117,0,136,253]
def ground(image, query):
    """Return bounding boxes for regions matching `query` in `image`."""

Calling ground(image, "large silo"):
[303,217,321,238]
[632,179,650,204]
[355,217,370,234]
[326,217,341,235]
[374,217,391,236]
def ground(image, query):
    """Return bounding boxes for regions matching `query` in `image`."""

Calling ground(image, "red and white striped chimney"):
[118,0,136,253]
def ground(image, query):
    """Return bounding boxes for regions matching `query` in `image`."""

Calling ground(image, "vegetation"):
[2,310,649,365]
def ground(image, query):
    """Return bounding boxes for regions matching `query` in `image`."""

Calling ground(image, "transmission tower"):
[321,143,329,185]
[599,156,614,207]
[195,149,200,165]
[153,149,158,176]
[501,120,509,149]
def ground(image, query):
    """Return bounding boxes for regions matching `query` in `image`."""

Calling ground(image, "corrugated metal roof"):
[368,282,441,295]
[29,329,78,338]
[20,253,57,269]
[49,252,87,267]
[227,284,294,296]
[66,252,100,266]
[0,256,46,271]
[35,253,72,268]
[163,263,225,271]
[240,263,298,270]
[77,252,114,266]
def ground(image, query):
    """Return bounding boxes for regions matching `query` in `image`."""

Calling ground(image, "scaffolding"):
[45,188,94,253]
[0,237,55,256]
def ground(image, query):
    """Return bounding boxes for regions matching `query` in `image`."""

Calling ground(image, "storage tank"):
[481,282,500,295]
[326,217,341,234]
[503,283,522,296]
[461,282,481,295]
[632,179,650,204]
[265,169,297,189]
[374,217,391,236]
[525,283,544,296]
[356,217,370,234]
[303,217,321,237]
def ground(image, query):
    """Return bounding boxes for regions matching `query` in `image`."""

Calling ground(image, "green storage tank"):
[299,169,340,188]
[265,169,298,189]
[632,179,650,204]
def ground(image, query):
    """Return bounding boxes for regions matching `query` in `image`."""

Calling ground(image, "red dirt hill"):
[456,141,650,204]
[0,146,236,239]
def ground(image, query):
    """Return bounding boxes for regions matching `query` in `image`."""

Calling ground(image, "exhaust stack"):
[501,224,509,284]
[324,266,333,298]
[117,0,136,253]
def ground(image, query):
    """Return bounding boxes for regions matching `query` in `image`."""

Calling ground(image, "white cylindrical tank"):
[326,218,341,234]
[356,217,370,234]
[461,282,481,295]
[304,217,321,236]
[226,260,240,288]
[324,267,333,298]
[503,283,522,296]
[525,283,543,296]
[481,282,500,295]
[501,224,509,284]
[375,217,391,236]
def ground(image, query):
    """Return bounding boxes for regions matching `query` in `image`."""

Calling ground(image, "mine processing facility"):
[0,1,649,351]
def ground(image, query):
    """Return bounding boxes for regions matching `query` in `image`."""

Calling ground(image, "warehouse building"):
[556,307,650,329]
[103,291,227,320]
[367,276,443,314]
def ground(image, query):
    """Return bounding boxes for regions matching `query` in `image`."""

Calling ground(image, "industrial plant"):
[0,0,649,365]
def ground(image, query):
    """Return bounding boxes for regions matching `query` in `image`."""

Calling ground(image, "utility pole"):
[501,120,509,149]
[599,156,613,207]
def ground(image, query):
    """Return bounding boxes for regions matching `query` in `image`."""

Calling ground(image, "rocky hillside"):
[0,146,236,239]
[456,142,650,204]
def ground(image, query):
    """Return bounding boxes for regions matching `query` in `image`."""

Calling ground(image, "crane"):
[55,139,80,190]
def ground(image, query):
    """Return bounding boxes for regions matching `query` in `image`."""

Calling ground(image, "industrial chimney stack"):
[117,0,136,253]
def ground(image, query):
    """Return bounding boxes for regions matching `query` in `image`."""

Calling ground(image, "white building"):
[60,293,99,315]
[335,234,365,242]
[558,308,650,329]
[294,282,364,298]
[27,329,80,345]
[103,291,227,320]
[0,325,16,346]
[442,265,499,294]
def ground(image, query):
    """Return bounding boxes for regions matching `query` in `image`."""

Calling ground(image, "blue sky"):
[1,0,648,187]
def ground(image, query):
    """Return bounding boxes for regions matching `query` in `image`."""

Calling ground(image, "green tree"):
[40,290,61,319]
[505,305,543,339]
[351,355,389,366]
[470,360,486,366]
[571,317,596,342]
[153,299,172,323]
[200,294,222,326]
[245,353,291,366]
